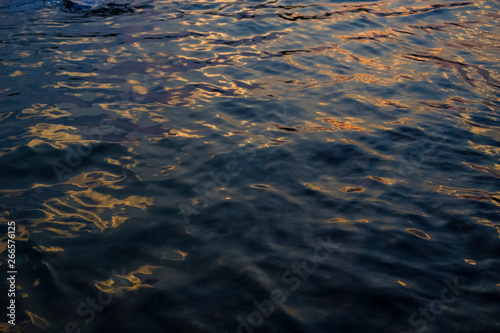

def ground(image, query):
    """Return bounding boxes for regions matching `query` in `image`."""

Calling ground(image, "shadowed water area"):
[0,0,499,332]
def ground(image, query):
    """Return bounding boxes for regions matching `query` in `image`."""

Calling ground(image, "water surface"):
[0,0,499,332]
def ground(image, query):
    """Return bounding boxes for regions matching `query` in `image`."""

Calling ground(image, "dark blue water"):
[0,0,499,332]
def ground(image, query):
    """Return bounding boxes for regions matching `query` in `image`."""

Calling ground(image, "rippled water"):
[1,0,499,332]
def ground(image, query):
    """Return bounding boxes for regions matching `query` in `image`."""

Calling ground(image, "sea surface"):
[0,0,499,332]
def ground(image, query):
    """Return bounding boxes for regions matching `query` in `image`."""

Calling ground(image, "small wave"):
[43,0,151,15]
[0,0,43,12]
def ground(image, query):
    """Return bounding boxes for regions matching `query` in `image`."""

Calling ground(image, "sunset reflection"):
[1,0,499,331]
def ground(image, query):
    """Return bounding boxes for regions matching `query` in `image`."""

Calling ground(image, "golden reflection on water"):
[341,187,365,193]
[18,104,71,119]
[368,176,396,185]
[99,102,171,123]
[4,0,490,111]
[464,259,477,265]
[44,82,121,90]
[347,94,410,109]
[405,228,431,240]
[25,311,49,329]
[302,182,330,194]
[95,265,160,294]
[0,239,7,264]
[38,245,64,252]
[16,225,30,242]
[473,217,500,239]
[28,171,153,234]
[0,323,22,332]
[328,218,349,223]
[0,0,495,214]
[250,184,277,191]
[26,123,84,150]
[433,185,500,207]
[8,70,24,77]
